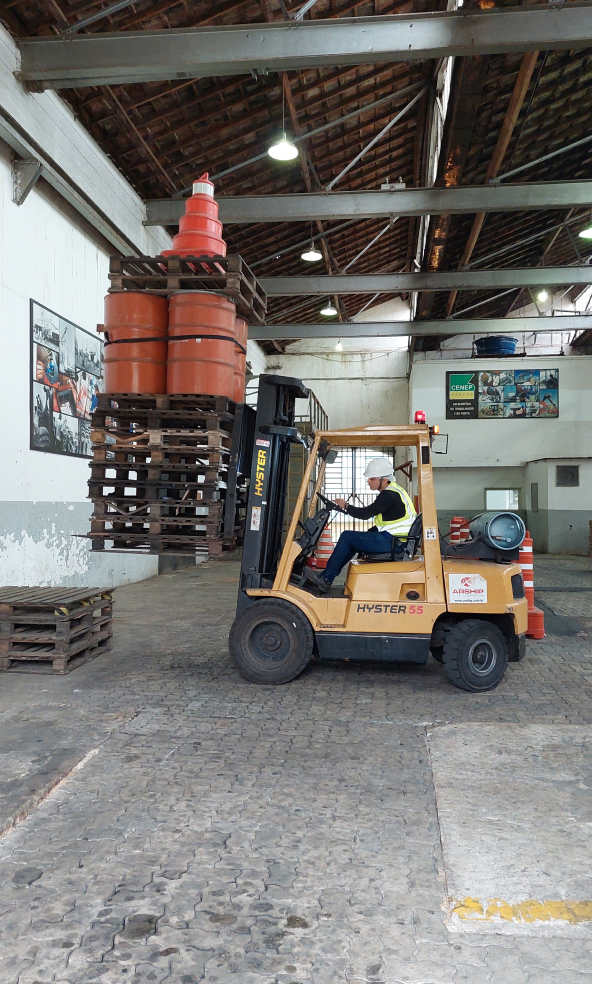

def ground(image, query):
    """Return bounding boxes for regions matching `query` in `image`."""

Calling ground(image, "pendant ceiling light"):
[268,85,298,161]
[301,225,323,261]
[320,300,338,317]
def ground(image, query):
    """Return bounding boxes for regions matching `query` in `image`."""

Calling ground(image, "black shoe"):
[304,568,332,594]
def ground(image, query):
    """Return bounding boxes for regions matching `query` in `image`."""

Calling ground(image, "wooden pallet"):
[87,396,252,557]
[87,532,224,558]
[0,588,113,674]
[0,633,112,674]
[108,253,267,325]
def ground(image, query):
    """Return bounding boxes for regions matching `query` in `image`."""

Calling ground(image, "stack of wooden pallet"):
[87,392,250,558]
[107,253,267,325]
[0,587,113,674]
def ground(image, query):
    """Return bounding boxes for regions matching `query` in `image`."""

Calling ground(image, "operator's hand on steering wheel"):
[335,498,347,510]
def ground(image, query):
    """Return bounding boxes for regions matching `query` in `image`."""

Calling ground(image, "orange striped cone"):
[450,516,465,545]
[459,519,471,543]
[520,530,545,639]
[315,527,334,570]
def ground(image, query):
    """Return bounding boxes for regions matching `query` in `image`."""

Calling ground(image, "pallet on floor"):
[0,633,112,674]
[0,588,113,674]
[107,253,267,325]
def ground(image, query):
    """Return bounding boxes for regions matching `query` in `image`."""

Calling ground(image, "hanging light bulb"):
[335,339,343,351]
[268,131,298,161]
[301,242,323,262]
[268,85,298,161]
[320,300,338,317]
[537,289,549,302]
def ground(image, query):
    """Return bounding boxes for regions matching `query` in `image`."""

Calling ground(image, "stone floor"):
[0,555,591,984]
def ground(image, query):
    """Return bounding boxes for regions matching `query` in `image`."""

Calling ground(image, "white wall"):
[0,24,170,257]
[411,356,592,552]
[272,337,410,428]
[411,356,592,468]
[0,145,161,587]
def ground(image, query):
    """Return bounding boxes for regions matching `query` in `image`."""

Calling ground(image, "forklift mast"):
[237,375,309,611]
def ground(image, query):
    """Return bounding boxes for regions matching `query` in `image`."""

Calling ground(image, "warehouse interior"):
[1,1,592,982]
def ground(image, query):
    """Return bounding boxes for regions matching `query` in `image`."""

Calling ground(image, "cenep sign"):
[446,370,559,420]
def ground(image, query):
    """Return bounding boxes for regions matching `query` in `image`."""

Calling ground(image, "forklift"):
[229,375,528,693]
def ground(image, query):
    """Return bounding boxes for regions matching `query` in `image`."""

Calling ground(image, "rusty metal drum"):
[167,291,237,397]
[103,292,168,394]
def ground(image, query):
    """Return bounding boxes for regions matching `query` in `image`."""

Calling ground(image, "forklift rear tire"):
[229,600,313,685]
[442,619,508,692]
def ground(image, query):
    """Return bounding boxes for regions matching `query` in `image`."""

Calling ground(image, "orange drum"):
[103,292,168,394]
[167,291,237,397]
[233,316,249,403]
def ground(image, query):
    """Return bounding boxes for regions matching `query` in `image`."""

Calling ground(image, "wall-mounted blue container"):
[475,335,517,357]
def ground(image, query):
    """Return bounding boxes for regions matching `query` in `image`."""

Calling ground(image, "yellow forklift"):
[229,376,527,692]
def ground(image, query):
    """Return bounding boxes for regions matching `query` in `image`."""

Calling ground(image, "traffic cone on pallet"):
[315,527,334,570]
[520,530,545,639]
[161,173,227,258]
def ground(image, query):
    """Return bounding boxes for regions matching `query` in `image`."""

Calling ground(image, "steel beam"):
[259,268,592,294]
[145,182,592,225]
[249,316,592,340]
[18,6,592,89]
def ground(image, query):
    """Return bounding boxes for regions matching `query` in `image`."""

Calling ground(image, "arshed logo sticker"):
[448,573,488,604]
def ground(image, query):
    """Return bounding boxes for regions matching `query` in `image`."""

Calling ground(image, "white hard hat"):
[364,456,394,479]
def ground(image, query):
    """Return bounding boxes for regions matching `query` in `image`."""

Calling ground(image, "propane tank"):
[468,512,526,552]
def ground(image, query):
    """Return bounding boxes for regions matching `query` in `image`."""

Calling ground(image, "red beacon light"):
[414,410,426,424]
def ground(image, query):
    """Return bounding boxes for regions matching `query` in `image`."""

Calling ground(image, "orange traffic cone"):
[450,516,465,545]
[161,173,227,257]
[315,527,334,570]
[520,530,545,639]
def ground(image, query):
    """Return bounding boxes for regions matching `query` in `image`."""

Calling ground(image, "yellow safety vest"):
[374,480,417,536]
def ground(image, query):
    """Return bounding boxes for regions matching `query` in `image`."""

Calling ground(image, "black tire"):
[229,599,314,685]
[442,619,508,692]
[431,646,444,664]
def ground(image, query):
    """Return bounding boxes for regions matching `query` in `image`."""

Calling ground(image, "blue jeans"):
[322,530,397,583]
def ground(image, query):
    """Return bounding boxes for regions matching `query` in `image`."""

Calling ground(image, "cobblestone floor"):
[0,558,591,984]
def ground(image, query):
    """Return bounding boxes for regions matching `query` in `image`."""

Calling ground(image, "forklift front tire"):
[442,619,508,692]
[229,599,314,685]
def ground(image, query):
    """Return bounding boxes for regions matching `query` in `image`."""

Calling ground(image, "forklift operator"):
[306,457,417,593]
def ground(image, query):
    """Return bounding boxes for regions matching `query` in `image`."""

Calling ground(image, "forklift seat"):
[359,513,423,563]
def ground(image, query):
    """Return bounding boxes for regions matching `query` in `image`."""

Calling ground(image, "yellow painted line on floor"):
[451,898,592,925]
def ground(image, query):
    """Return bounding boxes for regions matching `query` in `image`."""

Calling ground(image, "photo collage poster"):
[446,369,559,420]
[30,300,103,458]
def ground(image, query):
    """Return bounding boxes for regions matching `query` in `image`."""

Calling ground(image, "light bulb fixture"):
[335,339,343,351]
[537,289,549,302]
[320,300,338,317]
[268,131,298,161]
[579,225,592,239]
[301,243,323,262]
[268,85,298,161]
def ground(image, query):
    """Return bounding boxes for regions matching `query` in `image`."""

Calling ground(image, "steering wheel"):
[296,507,331,558]
[316,492,347,513]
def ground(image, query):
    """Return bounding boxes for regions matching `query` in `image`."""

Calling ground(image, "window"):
[485,489,520,511]
[556,465,579,487]
[531,483,539,513]
[324,447,398,539]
